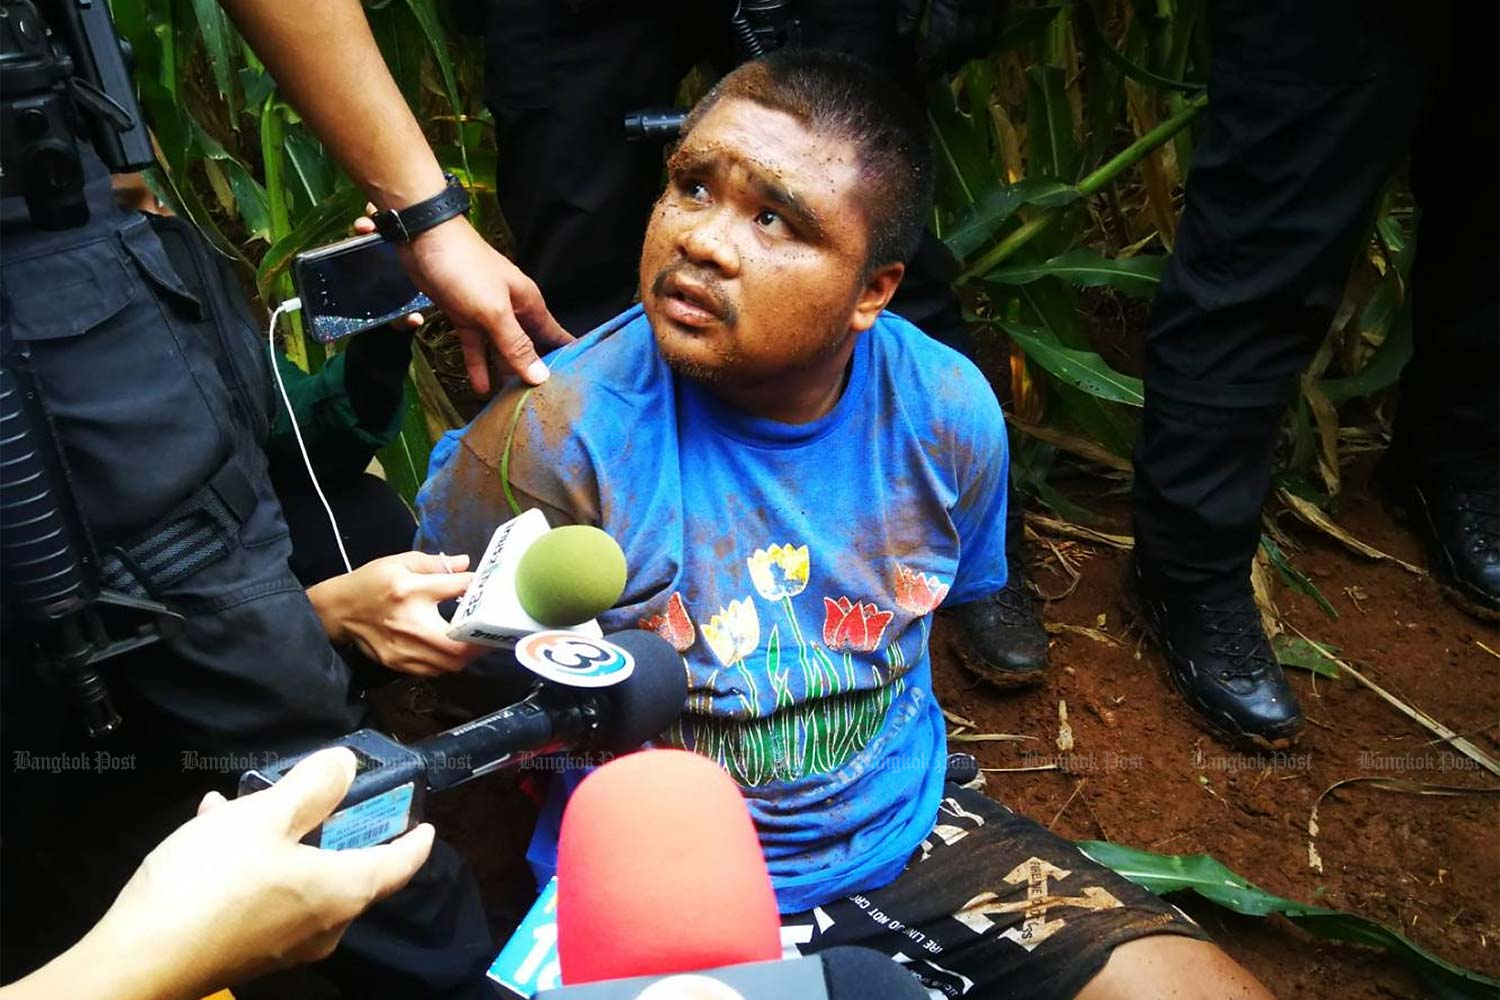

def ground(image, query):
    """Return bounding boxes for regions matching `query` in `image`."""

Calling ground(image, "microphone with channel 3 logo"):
[236,629,687,850]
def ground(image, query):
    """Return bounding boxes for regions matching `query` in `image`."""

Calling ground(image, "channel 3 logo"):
[515,632,636,688]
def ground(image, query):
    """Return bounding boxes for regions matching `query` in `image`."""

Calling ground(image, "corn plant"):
[117,0,1411,567]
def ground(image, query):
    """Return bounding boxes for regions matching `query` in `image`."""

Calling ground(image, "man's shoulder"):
[869,311,1001,427]
[546,305,659,385]
[463,306,666,462]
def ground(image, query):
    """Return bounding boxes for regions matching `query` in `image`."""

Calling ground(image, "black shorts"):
[782,785,1208,1000]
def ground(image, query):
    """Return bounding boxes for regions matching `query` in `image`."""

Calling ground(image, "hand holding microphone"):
[448,508,628,645]
[245,511,661,851]
[306,550,484,677]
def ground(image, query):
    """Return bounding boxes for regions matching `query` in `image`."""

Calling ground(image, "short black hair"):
[681,49,935,272]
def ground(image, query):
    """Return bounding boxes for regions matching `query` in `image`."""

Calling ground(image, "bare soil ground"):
[396,460,1499,1000]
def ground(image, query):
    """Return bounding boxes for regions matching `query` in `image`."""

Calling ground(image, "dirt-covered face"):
[639,98,903,408]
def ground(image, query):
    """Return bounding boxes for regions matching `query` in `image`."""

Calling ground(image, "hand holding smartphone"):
[291,234,434,343]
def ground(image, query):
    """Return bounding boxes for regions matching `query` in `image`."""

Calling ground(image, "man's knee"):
[1078,935,1274,1000]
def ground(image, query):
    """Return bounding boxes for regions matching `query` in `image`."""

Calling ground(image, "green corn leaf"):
[1320,298,1414,403]
[1272,634,1341,678]
[283,125,336,207]
[1376,211,1409,257]
[377,373,436,505]
[260,98,292,245]
[189,0,239,118]
[1014,281,1139,457]
[146,164,252,269]
[984,249,1165,298]
[223,161,271,243]
[186,121,270,240]
[1078,841,1500,998]
[1259,535,1339,619]
[1028,477,1102,526]
[963,60,997,167]
[401,0,460,109]
[1077,3,1206,94]
[944,180,1081,260]
[1025,64,1079,181]
[927,83,998,210]
[432,147,499,194]
[401,0,471,175]
[1079,0,1127,173]
[1321,229,1416,403]
[1000,322,1144,407]
[255,185,370,296]
[237,65,277,116]
[1017,270,1086,346]
[994,4,1067,52]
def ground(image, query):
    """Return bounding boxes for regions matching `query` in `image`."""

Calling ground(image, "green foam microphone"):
[515,525,628,627]
[448,509,630,645]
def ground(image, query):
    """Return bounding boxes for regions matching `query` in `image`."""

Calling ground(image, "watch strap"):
[373,173,471,243]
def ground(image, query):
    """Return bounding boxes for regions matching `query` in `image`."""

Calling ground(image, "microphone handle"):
[415,684,603,792]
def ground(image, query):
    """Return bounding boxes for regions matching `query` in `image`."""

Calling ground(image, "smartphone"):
[291,233,435,343]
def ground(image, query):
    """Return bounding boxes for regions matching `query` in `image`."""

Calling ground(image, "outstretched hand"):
[354,210,573,393]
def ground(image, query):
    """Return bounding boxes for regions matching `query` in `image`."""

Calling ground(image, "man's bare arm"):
[218,0,573,388]
[415,382,598,564]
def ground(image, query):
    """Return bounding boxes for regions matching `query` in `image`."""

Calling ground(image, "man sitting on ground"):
[416,51,1271,1000]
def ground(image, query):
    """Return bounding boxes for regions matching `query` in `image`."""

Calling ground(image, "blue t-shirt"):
[416,305,1009,913]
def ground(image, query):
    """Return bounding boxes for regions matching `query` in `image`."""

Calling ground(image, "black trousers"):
[482,0,1028,569]
[1132,0,1499,599]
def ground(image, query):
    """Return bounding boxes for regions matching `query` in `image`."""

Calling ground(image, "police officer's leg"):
[1131,0,1426,745]
[1381,5,1500,617]
[483,0,724,336]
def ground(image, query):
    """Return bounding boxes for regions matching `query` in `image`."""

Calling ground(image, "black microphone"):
[236,629,687,850]
[533,947,931,1000]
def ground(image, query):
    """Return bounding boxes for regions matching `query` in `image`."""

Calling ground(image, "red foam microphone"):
[556,749,783,985]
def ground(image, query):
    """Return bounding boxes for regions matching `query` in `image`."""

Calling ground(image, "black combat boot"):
[1376,465,1500,621]
[1130,559,1303,750]
[950,562,1049,688]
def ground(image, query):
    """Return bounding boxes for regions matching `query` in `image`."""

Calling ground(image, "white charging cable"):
[268,298,352,575]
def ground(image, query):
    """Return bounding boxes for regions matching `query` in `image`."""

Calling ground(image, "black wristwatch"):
[372,173,471,243]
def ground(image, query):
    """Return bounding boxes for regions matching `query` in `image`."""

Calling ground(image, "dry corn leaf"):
[1025,513,1133,550]
[1278,490,1423,575]
[949,732,1038,743]
[942,708,980,729]
[1006,416,1132,471]
[1046,622,1122,647]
